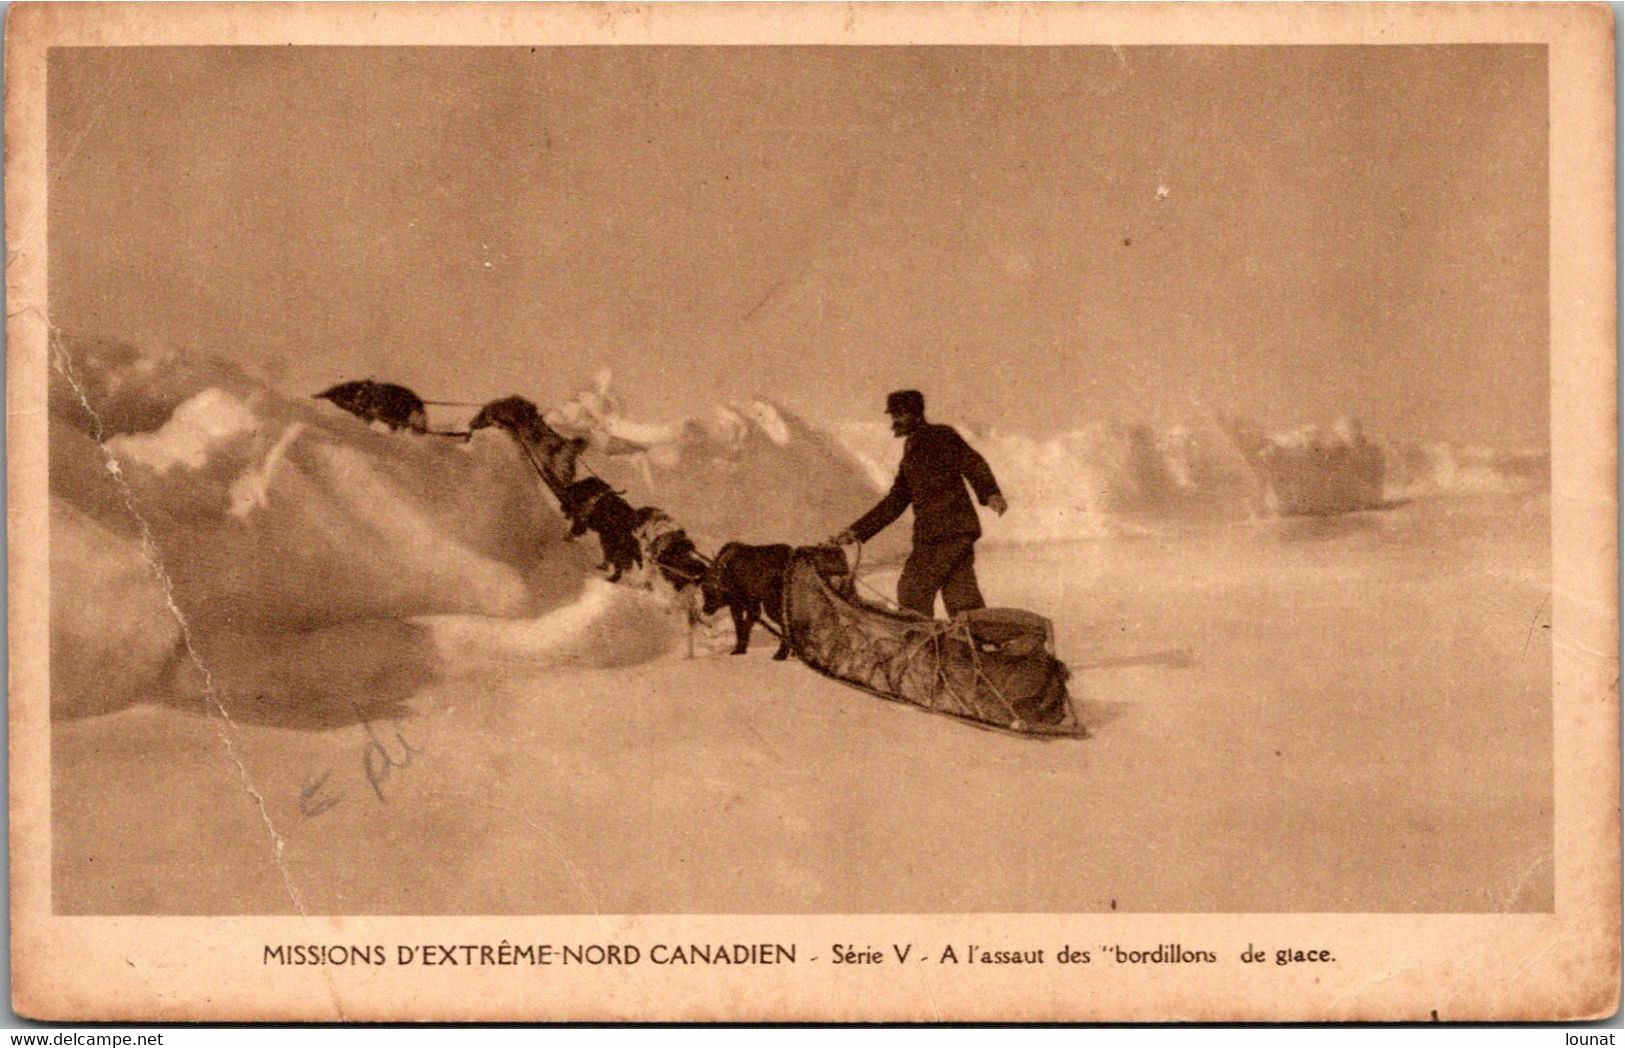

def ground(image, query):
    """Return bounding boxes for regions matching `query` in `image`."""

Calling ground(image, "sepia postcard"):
[5,1,1618,1024]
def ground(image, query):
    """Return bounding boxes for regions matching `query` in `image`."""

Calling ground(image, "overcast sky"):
[49,45,1547,443]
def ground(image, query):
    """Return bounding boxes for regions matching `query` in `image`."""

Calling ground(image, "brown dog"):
[558,478,642,583]
[700,542,793,659]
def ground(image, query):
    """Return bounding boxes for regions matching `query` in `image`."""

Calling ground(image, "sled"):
[781,546,1085,738]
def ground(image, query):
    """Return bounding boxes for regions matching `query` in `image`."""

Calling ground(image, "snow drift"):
[47,336,887,722]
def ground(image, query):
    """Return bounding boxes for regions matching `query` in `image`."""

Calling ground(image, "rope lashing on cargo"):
[884,620,1022,727]
[949,622,1025,727]
[779,552,1078,738]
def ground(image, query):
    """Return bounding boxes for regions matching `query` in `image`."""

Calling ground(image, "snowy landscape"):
[50,334,1552,914]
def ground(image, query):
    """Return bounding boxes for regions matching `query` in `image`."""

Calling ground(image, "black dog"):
[700,542,792,659]
[558,477,642,583]
[630,507,709,592]
[314,380,428,434]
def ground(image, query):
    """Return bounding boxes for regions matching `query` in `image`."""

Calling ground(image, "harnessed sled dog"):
[467,396,589,494]
[557,477,643,583]
[700,543,794,660]
[629,507,709,594]
[314,380,429,434]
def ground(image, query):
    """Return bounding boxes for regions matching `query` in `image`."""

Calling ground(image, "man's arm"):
[950,430,1002,506]
[841,471,912,543]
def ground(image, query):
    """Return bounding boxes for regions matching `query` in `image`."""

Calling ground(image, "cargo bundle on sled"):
[782,546,1084,737]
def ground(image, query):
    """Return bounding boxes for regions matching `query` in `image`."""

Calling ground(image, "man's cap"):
[885,390,925,416]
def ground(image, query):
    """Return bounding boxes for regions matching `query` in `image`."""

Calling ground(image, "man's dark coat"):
[850,423,1002,545]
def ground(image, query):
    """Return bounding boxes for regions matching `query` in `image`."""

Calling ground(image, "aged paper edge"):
[5,1,1618,1024]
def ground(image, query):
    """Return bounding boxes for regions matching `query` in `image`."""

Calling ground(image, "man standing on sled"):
[833,390,1007,618]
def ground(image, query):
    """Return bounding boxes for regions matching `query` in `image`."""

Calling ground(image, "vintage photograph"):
[7,2,1616,1024]
[43,41,1553,916]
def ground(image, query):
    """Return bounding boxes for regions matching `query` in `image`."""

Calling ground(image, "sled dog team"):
[314,381,795,655]
[316,382,1005,658]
